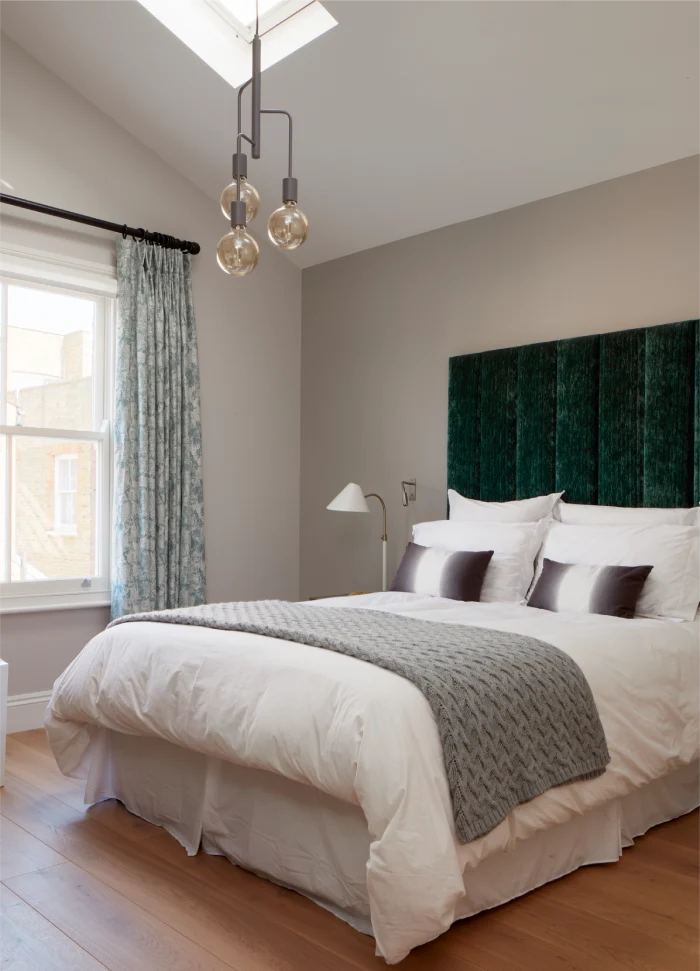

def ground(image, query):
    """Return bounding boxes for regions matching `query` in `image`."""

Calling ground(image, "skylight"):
[215,0,291,34]
[136,0,336,89]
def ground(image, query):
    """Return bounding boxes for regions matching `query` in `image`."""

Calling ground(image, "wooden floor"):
[1,730,697,971]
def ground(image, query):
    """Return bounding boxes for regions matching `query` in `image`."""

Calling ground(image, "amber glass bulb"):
[220,178,260,223]
[216,227,259,276]
[267,201,309,250]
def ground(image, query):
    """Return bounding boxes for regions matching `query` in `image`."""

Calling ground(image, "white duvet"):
[46,593,699,964]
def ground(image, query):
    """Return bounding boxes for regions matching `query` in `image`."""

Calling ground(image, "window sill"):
[0,598,111,614]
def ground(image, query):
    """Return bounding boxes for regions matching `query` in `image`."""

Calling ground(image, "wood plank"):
[5,735,160,842]
[5,736,86,810]
[7,729,46,751]
[0,816,66,880]
[477,890,695,971]
[83,798,162,843]
[531,861,698,955]
[0,882,107,971]
[9,728,52,753]
[622,832,699,880]
[0,773,368,971]
[5,862,234,971]
[435,915,585,971]
[652,810,699,851]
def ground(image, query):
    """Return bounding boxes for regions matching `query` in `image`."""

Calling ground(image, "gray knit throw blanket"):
[109,601,610,843]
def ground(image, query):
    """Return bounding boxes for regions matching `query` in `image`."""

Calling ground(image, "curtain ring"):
[121,225,128,239]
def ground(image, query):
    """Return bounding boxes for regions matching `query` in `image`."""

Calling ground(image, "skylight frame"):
[136,0,336,90]
[205,0,312,42]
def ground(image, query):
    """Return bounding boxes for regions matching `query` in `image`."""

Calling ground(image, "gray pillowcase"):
[391,543,494,602]
[528,558,653,618]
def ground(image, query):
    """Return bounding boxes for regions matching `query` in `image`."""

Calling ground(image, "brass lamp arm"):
[364,493,387,541]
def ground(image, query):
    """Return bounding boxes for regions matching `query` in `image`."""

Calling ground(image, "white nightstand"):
[0,658,7,787]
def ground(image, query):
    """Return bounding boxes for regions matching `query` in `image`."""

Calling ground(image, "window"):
[0,246,116,611]
[54,454,78,534]
[136,0,336,88]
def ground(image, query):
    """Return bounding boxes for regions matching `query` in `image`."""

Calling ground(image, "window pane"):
[219,0,289,28]
[0,435,6,582]
[6,284,96,431]
[12,436,98,579]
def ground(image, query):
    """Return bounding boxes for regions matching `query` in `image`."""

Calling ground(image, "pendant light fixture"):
[218,1,308,276]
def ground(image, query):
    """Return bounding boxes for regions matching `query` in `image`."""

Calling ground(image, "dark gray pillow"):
[391,543,493,602]
[528,558,653,618]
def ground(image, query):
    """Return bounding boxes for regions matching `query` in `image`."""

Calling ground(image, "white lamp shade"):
[326,482,370,513]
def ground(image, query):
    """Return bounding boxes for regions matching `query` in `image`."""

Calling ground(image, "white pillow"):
[532,522,699,621]
[448,490,564,523]
[412,519,548,603]
[555,502,697,527]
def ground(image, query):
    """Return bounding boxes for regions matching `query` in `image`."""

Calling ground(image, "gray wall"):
[300,156,700,599]
[0,35,302,695]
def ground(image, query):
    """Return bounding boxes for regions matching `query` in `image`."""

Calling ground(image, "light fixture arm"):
[234,79,297,206]
[364,493,387,542]
[364,493,388,592]
[261,109,294,179]
[237,77,252,151]
[251,33,262,158]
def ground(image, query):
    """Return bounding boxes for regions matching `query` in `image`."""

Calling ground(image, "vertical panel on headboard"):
[555,335,600,503]
[447,353,482,498]
[480,349,518,500]
[448,319,699,508]
[598,329,646,506]
[516,342,557,499]
[643,320,696,506]
[695,321,700,506]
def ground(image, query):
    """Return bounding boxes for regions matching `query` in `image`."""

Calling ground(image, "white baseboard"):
[7,691,52,733]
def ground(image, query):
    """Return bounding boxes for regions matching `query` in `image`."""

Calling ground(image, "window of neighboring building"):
[0,246,116,611]
[54,454,78,535]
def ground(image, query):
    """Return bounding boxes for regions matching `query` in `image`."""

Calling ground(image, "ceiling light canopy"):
[136,0,336,88]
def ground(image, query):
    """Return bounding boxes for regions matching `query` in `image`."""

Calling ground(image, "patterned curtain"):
[111,239,206,618]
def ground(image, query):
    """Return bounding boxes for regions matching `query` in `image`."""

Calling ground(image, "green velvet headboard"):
[447,319,699,507]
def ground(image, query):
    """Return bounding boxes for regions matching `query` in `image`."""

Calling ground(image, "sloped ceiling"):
[1,0,698,268]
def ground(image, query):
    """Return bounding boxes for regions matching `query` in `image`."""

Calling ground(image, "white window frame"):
[0,243,117,613]
[54,453,79,535]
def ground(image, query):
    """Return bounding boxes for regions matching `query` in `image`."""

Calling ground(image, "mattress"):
[46,593,700,963]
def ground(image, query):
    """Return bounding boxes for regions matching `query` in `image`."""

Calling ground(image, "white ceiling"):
[1,1,698,268]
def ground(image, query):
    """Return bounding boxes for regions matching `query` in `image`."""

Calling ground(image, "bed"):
[45,318,700,963]
[45,593,699,964]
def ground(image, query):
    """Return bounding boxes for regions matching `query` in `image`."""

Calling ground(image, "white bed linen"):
[45,594,699,964]
[81,729,699,940]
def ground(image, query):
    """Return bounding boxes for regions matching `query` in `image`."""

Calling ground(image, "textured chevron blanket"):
[109,601,610,843]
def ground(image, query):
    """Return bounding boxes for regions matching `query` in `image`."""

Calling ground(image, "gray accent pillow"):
[528,558,653,618]
[391,543,493,602]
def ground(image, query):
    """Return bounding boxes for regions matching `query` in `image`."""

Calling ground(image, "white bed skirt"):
[83,728,699,937]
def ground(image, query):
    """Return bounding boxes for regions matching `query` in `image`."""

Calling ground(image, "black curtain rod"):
[0,193,200,255]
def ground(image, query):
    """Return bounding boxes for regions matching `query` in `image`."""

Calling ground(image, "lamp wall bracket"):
[401,479,417,506]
